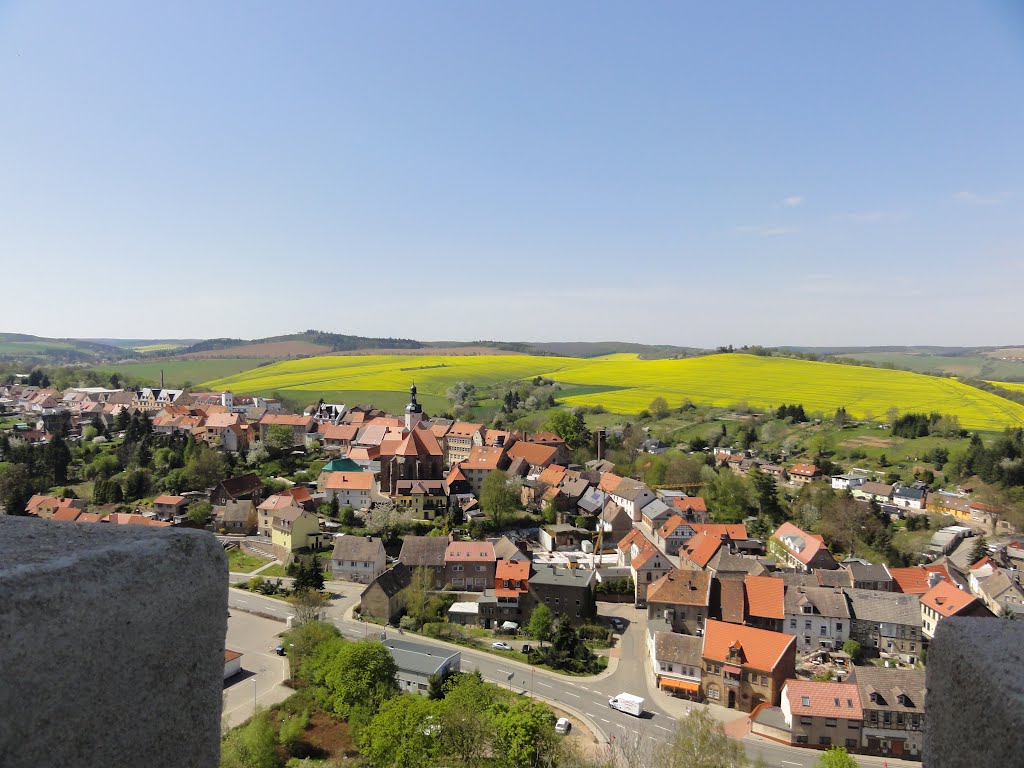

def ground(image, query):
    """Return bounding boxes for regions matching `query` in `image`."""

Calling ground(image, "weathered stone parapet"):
[924,616,1024,767]
[0,516,228,768]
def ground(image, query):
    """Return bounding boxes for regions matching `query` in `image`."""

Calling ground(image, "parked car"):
[274,646,286,656]
[555,718,572,735]
[492,641,513,651]
[609,618,624,631]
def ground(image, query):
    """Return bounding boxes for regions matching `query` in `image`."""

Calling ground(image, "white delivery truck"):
[608,693,645,717]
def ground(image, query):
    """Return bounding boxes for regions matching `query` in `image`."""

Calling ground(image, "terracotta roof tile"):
[702,619,796,671]
[920,579,979,617]
[745,575,786,620]
[784,680,863,720]
[889,564,950,594]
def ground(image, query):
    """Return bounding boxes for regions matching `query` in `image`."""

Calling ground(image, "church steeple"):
[405,381,423,430]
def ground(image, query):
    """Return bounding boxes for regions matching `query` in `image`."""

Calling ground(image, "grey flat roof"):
[383,637,460,677]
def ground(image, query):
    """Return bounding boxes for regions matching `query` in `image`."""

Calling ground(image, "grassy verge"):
[227,548,275,573]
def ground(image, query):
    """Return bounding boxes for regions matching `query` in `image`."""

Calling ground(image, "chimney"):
[927,571,943,589]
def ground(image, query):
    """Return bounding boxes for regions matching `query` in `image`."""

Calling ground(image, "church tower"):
[405,382,423,431]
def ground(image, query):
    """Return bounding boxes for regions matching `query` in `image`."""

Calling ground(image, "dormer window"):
[801,696,811,707]
[802,605,813,614]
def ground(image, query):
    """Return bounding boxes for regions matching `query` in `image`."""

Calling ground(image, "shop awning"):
[723,664,743,675]
[660,678,700,693]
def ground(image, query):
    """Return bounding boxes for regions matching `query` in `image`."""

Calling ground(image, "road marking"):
[584,712,596,718]
[536,681,552,688]
[600,718,610,724]
[781,762,802,766]
[562,692,581,699]
[653,724,671,732]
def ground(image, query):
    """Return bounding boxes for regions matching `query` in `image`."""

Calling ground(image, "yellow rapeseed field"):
[202,353,1024,431]
[988,381,1024,394]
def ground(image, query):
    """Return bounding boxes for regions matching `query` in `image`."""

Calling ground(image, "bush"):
[578,624,611,643]
[399,615,421,632]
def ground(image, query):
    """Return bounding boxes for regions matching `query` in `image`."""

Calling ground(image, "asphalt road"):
[227,586,919,768]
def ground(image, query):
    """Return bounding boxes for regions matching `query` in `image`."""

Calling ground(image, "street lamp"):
[250,677,258,717]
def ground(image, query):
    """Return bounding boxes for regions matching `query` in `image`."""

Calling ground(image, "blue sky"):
[1,1,1021,346]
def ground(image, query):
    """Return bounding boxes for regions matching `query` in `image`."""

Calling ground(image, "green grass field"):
[131,343,185,353]
[199,353,1024,431]
[844,351,1024,381]
[94,359,265,387]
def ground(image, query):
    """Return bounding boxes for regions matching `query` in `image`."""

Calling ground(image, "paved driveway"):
[222,610,291,728]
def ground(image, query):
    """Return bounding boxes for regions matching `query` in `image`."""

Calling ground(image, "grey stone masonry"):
[0,516,228,768]
[925,616,1024,767]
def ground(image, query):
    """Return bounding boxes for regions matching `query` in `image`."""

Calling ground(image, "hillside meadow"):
[94,359,266,388]
[199,353,1024,431]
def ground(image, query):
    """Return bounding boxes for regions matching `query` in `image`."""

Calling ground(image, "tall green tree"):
[654,707,747,768]
[44,437,72,486]
[546,409,590,450]
[439,672,494,767]
[490,699,557,768]
[265,424,296,452]
[357,694,441,768]
[319,640,399,718]
[0,463,36,516]
[526,604,555,647]
[970,535,989,564]
[480,470,519,533]
[749,468,782,521]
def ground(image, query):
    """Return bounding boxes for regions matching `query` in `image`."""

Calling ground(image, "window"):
[708,686,720,701]
[799,717,813,726]
[647,572,652,582]
[804,621,812,630]
[820,626,827,635]
[761,675,768,686]
[819,737,832,746]
[846,739,858,748]
[801,696,811,707]
[796,735,808,744]
[836,623,843,631]
[825,719,837,728]
[790,619,797,629]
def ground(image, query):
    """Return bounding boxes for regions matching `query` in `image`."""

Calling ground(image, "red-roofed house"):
[745,575,786,632]
[494,559,531,623]
[462,445,511,495]
[321,471,376,510]
[319,423,359,451]
[444,421,484,465]
[679,530,728,571]
[769,522,838,572]
[920,579,992,640]
[25,495,86,518]
[672,496,708,518]
[617,528,672,605]
[259,413,316,446]
[445,541,496,591]
[701,620,797,711]
[780,679,863,750]
[153,495,188,522]
[888,564,951,595]
[789,464,821,485]
[506,441,559,472]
